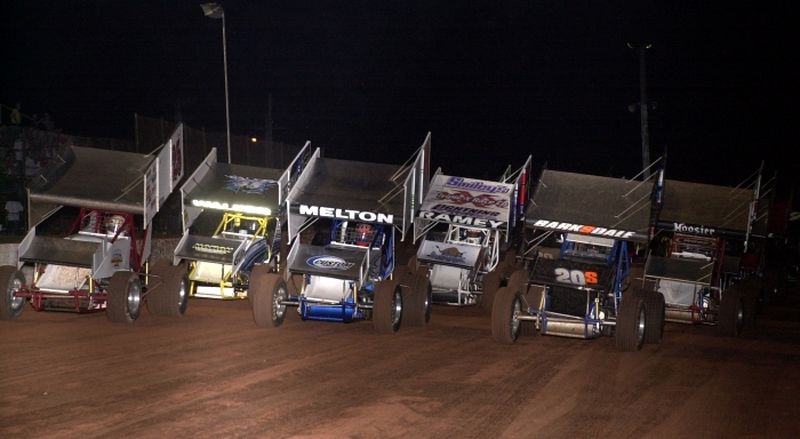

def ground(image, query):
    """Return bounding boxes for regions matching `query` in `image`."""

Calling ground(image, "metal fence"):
[134,113,301,171]
[0,116,302,234]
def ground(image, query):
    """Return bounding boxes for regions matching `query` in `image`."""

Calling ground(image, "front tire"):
[637,289,664,344]
[0,266,25,320]
[402,273,432,327]
[717,290,744,336]
[373,278,403,333]
[107,271,142,323]
[250,265,288,328]
[491,287,523,344]
[615,294,646,351]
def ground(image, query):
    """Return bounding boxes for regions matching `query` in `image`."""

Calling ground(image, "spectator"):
[10,103,22,126]
[5,197,24,233]
[42,112,55,131]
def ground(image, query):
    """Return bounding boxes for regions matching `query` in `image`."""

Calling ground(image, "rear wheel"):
[491,287,523,344]
[519,285,541,337]
[0,266,25,320]
[717,290,744,337]
[107,271,142,323]
[506,269,528,293]
[481,270,502,314]
[500,248,519,275]
[147,260,188,317]
[615,294,646,351]
[250,265,288,327]
[373,278,403,333]
[406,255,418,274]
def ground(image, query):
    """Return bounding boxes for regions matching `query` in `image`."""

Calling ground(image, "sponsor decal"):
[306,255,355,271]
[419,211,506,228]
[298,204,394,225]
[435,190,509,208]
[111,251,124,268]
[426,246,467,264]
[672,223,716,236]
[531,219,636,239]
[554,268,599,286]
[193,242,235,255]
[429,203,501,217]
[191,199,271,216]
[224,175,277,194]
[444,176,510,194]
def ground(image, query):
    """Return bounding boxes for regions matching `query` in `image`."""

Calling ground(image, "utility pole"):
[628,42,653,180]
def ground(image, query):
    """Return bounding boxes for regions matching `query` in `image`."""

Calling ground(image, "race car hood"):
[417,174,514,229]
[173,234,249,265]
[529,257,613,291]
[287,243,369,281]
[657,179,763,239]
[525,169,657,243]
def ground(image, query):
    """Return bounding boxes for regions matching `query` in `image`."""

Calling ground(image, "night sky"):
[2,1,795,184]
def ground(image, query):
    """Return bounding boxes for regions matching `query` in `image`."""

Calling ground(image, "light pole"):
[628,42,653,180]
[201,2,232,164]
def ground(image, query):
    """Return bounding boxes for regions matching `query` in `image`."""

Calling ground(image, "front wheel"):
[491,287,523,344]
[481,271,502,314]
[373,278,403,333]
[637,289,664,344]
[0,266,26,320]
[717,290,744,337]
[107,271,142,323]
[615,294,646,351]
[250,265,288,328]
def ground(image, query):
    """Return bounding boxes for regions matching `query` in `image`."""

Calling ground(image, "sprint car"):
[641,166,768,336]
[249,133,431,333]
[172,146,293,299]
[411,156,531,311]
[492,164,665,351]
[0,124,188,323]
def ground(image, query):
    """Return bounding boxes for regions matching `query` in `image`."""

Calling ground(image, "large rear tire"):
[0,266,25,320]
[107,271,142,323]
[373,278,403,333]
[500,248,519,275]
[147,260,188,317]
[506,269,528,294]
[491,287,523,344]
[481,270,502,314]
[615,294,646,351]
[717,290,744,337]
[249,265,288,328]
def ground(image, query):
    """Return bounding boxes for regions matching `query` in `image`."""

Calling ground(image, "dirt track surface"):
[2,289,799,438]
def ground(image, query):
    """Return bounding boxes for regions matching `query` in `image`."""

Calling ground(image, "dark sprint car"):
[0,124,188,322]
[172,146,294,299]
[411,156,531,311]
[492,166,665,351]
[642,167,767,336]
[249,133,431,333]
